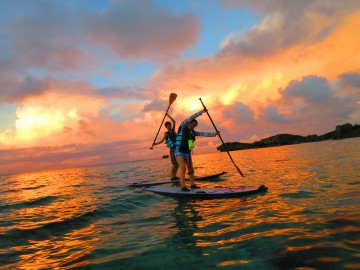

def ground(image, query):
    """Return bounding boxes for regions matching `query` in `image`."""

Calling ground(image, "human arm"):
[152,132,168,146]
[166,113,176,131]
[180,110,205,128]
[194,131,220,137]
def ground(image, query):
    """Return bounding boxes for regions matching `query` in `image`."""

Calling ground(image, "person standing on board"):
[175,109,219,191]
[152,113,179,180]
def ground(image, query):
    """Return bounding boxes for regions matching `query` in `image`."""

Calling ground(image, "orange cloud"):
[152,9,360,113]
[0,92,106,147]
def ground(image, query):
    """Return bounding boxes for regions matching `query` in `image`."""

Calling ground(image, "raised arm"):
[166,113,176,131]
[180,110,205,128]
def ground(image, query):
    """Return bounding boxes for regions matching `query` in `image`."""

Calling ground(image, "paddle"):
[199,98,245,177]
[150,93,177,149]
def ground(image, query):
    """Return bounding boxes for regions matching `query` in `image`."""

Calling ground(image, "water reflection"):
[162,139,360,269]
[15,224,99,269]
[0,138,358,269]
[2,168,100,230]
[170,201,202,252]
[0,167,102,269]
[166,196,267,267]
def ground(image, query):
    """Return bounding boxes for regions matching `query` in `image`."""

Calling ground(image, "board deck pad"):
[129,171,227,187]
[143,185,268,199]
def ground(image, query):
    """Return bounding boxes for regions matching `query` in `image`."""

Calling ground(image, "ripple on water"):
[0,139,359,269]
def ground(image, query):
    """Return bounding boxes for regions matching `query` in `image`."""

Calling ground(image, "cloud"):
[96,86,151,100]
[143,99,166,112]
[260,104,288,123]
[2,0,199,73]
[223,0,360,55]
[151,0,360,115]
[261,73,360,133]
[281,74,358,117]
[0,87,169,150]
[0,58,51,102]
[5,0,87,71]
[223,102,255,124]
[85,0,199,60]
[0,0,199,114]
[0,92,106,146]
[340,72,360,91]
[284,76,332,103]
[217,72,360,141]
[0,139,152,175]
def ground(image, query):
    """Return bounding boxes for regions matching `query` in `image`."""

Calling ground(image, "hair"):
[164,121,171,127]
[190,119,198,126]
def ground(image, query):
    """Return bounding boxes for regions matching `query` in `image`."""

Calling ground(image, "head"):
[187,119,198,130]
[164,121,172,130]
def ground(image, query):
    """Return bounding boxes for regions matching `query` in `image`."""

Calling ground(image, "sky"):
[1,0,360,175]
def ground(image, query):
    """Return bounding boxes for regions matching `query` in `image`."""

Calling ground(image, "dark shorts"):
[170,148,178,165]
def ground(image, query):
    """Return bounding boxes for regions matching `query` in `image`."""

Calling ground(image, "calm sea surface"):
[0,138,359,269]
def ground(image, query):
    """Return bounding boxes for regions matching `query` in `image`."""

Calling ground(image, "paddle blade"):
[169,93,177,105]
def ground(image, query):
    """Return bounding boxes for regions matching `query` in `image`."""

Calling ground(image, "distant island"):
[217,123,360,152]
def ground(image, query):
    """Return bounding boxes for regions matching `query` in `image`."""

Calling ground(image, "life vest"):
[175,126,196,153]
[165,130,176,149]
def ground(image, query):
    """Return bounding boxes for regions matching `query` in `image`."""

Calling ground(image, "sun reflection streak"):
[16,224,99,270]
[218,259,253,266]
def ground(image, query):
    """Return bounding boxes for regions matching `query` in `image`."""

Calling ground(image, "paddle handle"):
[199,98,245,177]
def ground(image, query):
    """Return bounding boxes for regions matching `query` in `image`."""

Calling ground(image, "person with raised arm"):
[175,109,219,191]
[152,113,179,180]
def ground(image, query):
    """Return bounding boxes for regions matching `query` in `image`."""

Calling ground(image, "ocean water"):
[0,138,359,270]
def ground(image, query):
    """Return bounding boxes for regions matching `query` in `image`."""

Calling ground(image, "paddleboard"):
[129,171,227,187]
[143,185,268,199]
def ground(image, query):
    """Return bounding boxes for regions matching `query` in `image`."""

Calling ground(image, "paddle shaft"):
[151,105,171,149]
[151,93,177,149]
[199,98,245,177]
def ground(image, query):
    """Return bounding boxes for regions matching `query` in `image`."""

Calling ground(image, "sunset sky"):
[1,0,360,175]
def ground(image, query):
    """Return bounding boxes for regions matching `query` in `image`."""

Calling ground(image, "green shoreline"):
[217,123,360,152]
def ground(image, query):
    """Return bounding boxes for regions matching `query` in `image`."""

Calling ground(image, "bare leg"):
[171,164,178,178]
[186,156,195,185]
[176,156,186,188]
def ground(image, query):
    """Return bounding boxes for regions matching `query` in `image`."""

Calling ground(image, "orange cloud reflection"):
[3,168,101,269]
